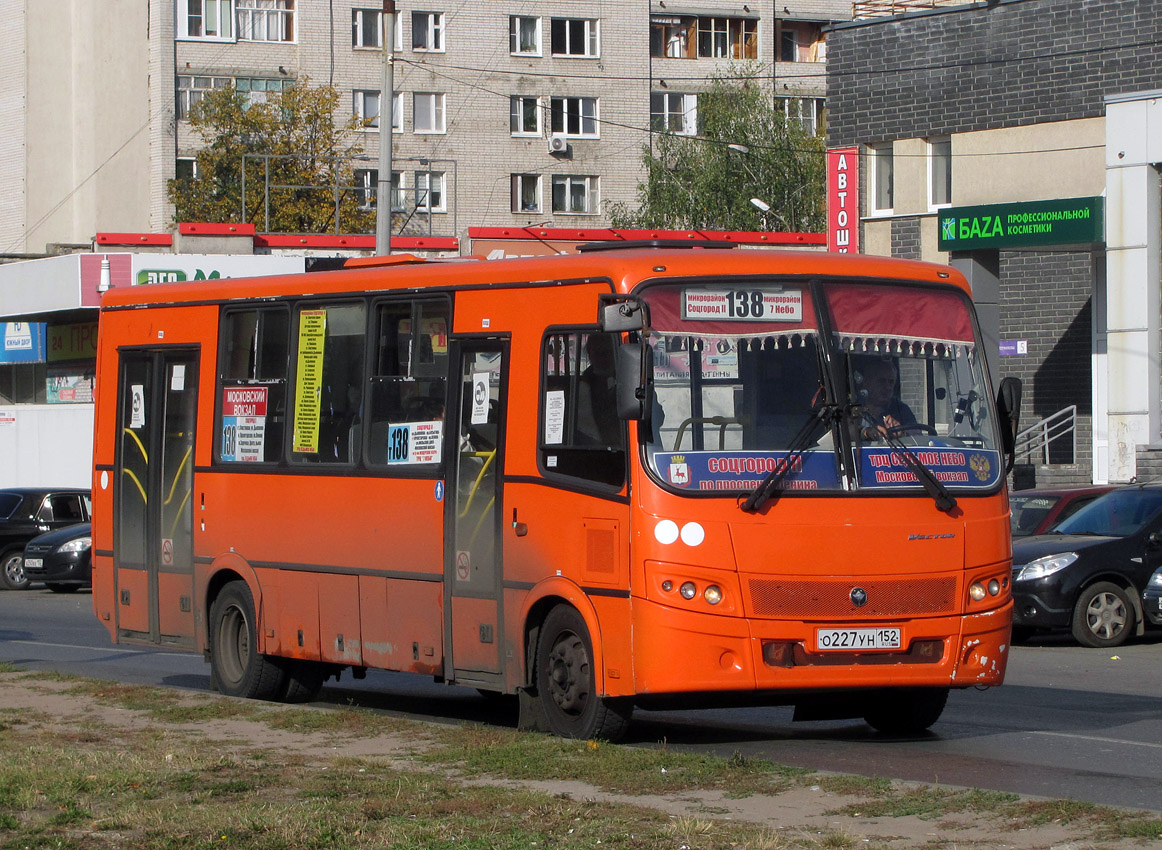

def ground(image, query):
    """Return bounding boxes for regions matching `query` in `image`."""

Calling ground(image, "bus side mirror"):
[616,342,653,421]
[600,299,645,333]
[996,376,1022,472]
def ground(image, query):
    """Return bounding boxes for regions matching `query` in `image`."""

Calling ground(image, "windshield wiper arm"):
[741,402,838,513]
[856,409,957,513]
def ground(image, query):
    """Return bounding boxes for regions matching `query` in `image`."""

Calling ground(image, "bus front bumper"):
[629,598,1011,696]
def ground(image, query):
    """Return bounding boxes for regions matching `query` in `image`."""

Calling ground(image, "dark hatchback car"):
[1011,485,1162,647]
[1145,567,1162,626]
[1010,485,1115,538]
[22,522,92,593]
[0,488,92,590]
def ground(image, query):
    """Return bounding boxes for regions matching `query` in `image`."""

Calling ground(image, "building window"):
[235,77,292,109]
[412,11,444,51]
[511,174,541,213]
[510,96,541,136]
[414,171,446,212]
[175,75,231,120]
[650,17,693,58]
[779,21,825,62]
[237,0,294,42]
[870,142,894,214]
[353,8,401,49]
[178,0,233,39]
[550,18,599,57]
[175,158,199,181]
[550,97,598,138]
[928,137,952,209]
[354,168,377,210]
[413,93,446,133]
[778,97,825,136]
[510,15,540,55]
[697,17,756,59]
[551,175,598,214]
[650,92,697,135]
[354,90,380,128]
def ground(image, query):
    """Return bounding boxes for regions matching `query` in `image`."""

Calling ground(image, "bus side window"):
[217,308,290,464]
[365,299,449,469]
[289,303,366,465]
[539,329,626,489]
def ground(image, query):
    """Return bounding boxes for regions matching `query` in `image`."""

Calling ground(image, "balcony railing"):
[1013,405,1077,466]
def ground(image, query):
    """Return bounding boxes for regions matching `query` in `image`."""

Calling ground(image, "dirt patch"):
[1,674,1157,850]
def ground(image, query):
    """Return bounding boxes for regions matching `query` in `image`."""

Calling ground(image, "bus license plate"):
[23,558,42,569]
[816,628,901,651]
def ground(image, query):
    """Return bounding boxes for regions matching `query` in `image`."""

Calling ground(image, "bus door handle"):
[512,508,528,537]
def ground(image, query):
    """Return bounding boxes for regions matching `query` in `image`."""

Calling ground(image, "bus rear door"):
[445,340,507,686]
[113,348,199,648]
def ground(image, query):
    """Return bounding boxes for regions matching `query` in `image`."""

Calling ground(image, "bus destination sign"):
[683,289,803,322]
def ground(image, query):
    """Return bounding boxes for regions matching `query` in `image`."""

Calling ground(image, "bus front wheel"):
[863,687,949,735]
[535,605,632,741]
[209,580,286,701]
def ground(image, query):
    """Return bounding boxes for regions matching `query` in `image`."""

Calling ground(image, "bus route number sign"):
[683,288,803,322]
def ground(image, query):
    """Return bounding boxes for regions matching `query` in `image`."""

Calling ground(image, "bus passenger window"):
[365,299,449,468]
[217,308,289,463]
[539,330,626,488]
[289,303,366,465]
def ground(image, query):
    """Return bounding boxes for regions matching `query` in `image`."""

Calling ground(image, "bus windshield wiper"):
[741,402,838,513]
[856,409,958,514]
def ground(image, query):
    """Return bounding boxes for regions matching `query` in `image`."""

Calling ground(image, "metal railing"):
[853,0,964,18]
[1013,405,1077,465]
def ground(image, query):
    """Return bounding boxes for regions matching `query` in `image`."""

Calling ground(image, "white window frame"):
[354,168,378,210]
[354,90,381,129]
[177,0,234,40]
[779,97,824,136]
[176,75,232,120]
[869,142,894,215]
[414,170,446,212]
[510,15,541,56]
[237,0,295,43]
[511,174,541,213]
[412,11,445,52]
[927,136,952,210]
[650,92,697,136]
[550,96,599,138]
[550,17,599,58]
[510,95,541,136]
[697,16,756,59]
[353,8,401,50]
[413,92,446,134]
[551,175,598,215]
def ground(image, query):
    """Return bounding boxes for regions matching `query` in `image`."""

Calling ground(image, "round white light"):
[680,582,697,600]
[655,520,680,545]
[680,522,706,547]
[988,579,1001,596]
[661,580,673,592]
[704,585,722,605]
[969,583,986,601]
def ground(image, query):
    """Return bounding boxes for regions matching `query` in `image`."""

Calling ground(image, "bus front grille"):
[747,576,958,619]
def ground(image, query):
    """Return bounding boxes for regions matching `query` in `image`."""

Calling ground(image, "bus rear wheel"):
[535,605,632,742]
[209,580,286,700]
[863,687,949,735]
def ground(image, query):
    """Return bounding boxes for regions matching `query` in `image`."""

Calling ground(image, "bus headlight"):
[703,585,723,605]
[679,582,697,600]
[969,583,986,601]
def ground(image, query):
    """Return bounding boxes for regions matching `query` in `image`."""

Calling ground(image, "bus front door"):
[445,341,507,685]
[113,349,198,648]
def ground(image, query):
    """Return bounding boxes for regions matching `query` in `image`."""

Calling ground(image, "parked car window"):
[1010,494,1060,536]
[1054,488,1162,537]
[0,494,21,519]
[43,495,85,523]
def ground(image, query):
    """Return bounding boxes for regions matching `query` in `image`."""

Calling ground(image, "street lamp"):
[750,197,771,230]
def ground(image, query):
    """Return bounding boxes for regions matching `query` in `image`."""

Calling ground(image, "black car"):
[0,488,91,590]
[21,522,92,593]
[1145,567,1162,626]
[1011,485,1162,647]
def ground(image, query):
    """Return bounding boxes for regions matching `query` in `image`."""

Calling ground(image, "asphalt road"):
[1,587,1160,812]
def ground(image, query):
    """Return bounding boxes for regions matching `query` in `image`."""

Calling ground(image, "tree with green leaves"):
[609,73,826,233]
[168,80,379,234]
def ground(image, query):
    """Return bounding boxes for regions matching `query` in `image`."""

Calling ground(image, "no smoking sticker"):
[455,551,471,581]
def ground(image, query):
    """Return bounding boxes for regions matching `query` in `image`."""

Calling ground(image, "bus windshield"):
[640,279,1002,496]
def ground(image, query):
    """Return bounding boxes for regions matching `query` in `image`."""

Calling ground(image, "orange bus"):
[91,242,1021,740]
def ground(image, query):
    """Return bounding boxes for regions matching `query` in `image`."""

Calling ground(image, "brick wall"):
[827,0,1162,147]
[890,217,921,259]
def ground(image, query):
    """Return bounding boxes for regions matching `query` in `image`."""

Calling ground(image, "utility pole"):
[375,0,396,254]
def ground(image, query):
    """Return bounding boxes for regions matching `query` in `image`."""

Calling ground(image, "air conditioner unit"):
[548,134,568,154]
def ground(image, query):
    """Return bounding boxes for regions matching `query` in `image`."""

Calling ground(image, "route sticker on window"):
[544,390,565,445]
[683,288,803,322]
[221,386,267,462]
[387,420,443,464]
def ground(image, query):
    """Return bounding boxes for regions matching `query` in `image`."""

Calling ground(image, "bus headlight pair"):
[968,576,1007,602]
[661,579,723,605]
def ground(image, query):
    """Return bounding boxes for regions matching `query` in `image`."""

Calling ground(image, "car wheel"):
[1071,581,1134,648]
[863,687,949,735]
[0,549,31,590]
[209,580,287,700]
[534,605,632,741]
[46,583,80,594]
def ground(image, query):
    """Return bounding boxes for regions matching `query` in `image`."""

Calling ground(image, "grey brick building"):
[826,0,1162,486]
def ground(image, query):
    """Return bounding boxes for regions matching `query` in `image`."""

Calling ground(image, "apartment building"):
[0,0,847,254]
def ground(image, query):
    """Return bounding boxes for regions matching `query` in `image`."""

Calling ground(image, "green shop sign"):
[938,197,1103,251]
